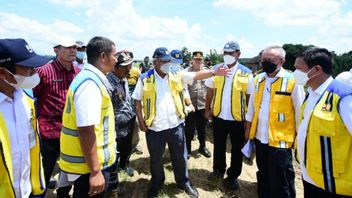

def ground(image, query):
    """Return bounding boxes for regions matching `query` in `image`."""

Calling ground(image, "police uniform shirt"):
[186,64,208,110]
[132,70,195,132]
[205,62,254,121]
[245,67,305,144]
[297,77,352,186]
[0,89,32,197]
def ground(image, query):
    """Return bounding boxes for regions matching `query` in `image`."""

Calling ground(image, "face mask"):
[261,60,277,74]
[9,73,40,89]
[293,69,309,85]
[294,67,318,85]
[160,63,182,74]
[76,51,86,60]
[223,55,237,65]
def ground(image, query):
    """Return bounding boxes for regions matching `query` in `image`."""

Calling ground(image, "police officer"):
[185,51,211,159]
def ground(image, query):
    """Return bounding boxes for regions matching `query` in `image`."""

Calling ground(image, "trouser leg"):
[167,124,189,185]
[146,129,167,189]
[212,117,228,173]
[185,112,196,154]
[226,121,245,179]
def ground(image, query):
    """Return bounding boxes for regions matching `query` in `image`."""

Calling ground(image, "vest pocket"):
[169,75,183,92]
[312,111,336,137]
[333,160,345,178]
[236,77,249,91]
[272,113,295,142]
[312,157,323,174]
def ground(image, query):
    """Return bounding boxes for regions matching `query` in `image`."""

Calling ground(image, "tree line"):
[181,44,352,76]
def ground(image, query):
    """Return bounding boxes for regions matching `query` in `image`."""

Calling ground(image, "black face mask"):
[261,60,277,74]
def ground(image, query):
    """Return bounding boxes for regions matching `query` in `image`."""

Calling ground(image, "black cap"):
[0,38,50,67]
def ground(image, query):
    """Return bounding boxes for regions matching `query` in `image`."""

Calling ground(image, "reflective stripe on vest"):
[60,152,85,163]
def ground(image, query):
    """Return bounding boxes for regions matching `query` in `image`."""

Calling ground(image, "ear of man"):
[0,68,17,84]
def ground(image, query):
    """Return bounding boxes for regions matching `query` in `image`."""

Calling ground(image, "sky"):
[0,0,351,59]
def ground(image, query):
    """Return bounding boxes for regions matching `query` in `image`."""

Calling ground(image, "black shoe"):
[132,146,143,155]
[179,183,199,198]
[243,156,253,166]
[48,177,57,189]
[227,178,239,190]
[199,147,211,158]
[147,187,159,198]
[207,170,224,180]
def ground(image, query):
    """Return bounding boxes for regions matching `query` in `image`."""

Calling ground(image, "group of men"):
[0,36,351,198]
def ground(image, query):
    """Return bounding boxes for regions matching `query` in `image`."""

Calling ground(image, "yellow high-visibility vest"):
[301,80,352,196]
[60,68,116,174]
[141,69,187,127]
[212,64,252,121]
[0,91,46,197]
[128,67,140,86]
[249,69,296,148]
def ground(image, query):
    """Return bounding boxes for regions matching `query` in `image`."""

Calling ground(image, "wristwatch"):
[211,69,216,76]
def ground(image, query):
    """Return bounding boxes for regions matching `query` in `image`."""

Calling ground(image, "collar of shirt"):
[53,59,80,73]
[224,62,239,75]
[0,91,7,103]
[0,89,24,103]
[108,72,125,85]
[154,69,168,80]
[188,64,206,72]
[85,63,113,91]
[307,76,333,97]
[265,67,285,81]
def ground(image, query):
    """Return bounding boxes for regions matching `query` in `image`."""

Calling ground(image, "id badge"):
[28,118,37,148]
[29,129,36,148]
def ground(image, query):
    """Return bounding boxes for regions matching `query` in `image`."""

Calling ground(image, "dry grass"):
[47,127,303,198]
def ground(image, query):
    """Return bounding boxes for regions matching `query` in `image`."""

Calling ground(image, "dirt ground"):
[47,127,303,198]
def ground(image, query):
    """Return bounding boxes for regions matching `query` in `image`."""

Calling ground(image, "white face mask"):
[76,51,86,60]
[293,67,317,86]
[160,62,182,74]
[9,73,40,89]
[223,55,237,65]
[293,69,308,85]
